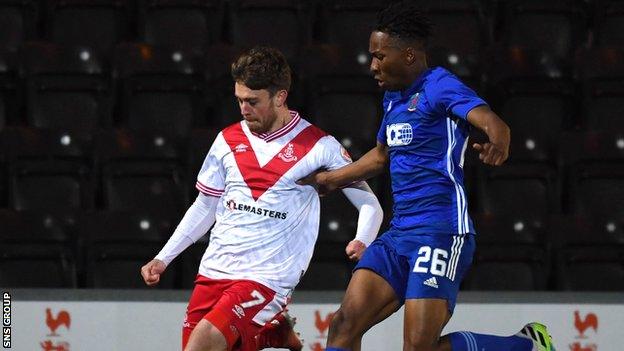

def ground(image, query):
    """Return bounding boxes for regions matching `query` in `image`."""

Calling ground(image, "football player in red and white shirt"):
[141,47,383,351]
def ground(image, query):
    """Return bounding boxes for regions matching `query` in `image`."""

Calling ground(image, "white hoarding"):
[9,301,621,351]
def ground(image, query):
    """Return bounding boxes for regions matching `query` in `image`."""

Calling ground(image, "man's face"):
[369,31,415,91]
[234,82,278,133]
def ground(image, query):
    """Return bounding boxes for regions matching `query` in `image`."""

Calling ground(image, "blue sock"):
[324,348,349,351]
[448,331,532,351]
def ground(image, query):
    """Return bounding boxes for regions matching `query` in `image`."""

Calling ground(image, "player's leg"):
[255,310,303,351]
[445,322,557,351]
[399,233,469,351]
[183,275,226,350]
[402,298,452,351]
[350,297,401,351]
[325,268,401,350]
[185,318,229,351]
[188,278,285,351]
[325,237,409,351]
[436,235,556,350]
[401,233,557,351]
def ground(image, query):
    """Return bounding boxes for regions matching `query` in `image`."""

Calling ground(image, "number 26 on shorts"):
[413,246,449,276]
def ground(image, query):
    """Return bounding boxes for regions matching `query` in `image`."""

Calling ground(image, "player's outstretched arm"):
[467,105,510,166]
[140,194,219,286]
[341,181,384,261]
[298,143,389,195]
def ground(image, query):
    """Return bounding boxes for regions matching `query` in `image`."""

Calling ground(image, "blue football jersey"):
[376,67,487,235]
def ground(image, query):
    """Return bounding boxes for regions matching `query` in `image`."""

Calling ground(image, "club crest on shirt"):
[278,143,298,162]
[407,92,420,111]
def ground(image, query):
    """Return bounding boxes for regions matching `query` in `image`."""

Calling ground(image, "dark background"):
[0,0,622,292]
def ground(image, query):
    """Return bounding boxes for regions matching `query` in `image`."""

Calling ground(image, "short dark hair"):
[375,1,433,46]
[231,46,292,96]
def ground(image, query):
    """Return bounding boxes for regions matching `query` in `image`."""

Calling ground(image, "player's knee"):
[184,321,229,351]
[328,309,357,338]
[403,334,441,351]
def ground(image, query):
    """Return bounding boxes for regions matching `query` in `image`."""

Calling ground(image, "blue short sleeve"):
[428,73,487,120]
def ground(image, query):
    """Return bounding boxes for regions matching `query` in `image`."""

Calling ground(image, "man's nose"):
[370,59,379,73]
[240,102,251,115]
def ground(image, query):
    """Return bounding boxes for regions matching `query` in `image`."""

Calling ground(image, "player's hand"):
[345,240,367,261]
[141,259,167,287]
[296,169,337,196]
[472,142,508,166]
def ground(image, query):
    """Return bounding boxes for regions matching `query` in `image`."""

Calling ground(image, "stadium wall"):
[5,290,623,351]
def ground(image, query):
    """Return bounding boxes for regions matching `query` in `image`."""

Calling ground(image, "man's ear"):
[405,45,426,66]
[274,90,288,107]
[406,47,416,65]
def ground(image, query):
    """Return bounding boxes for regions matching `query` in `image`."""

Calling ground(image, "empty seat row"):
[0,128,621,219]
[1,209,622,290]
[2,0,623,58]
[2,43,624,137]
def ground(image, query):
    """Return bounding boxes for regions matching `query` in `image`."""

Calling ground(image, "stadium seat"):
[499,0,585,59]
[317,0,387,64]
[45,0,133,54]
[563,131,624,217]
[0,0,39,51]
[487,46,577,140]
[318,191,360,246]
[138,0,225,53]
[96,129,188,214]
[421,0,489,88]
[464,214,550,290]
[82,211,176,288]
[0,209,77,288]
[577,47,624,131]
[476,158,559,219]
[114,43,208,137]
[297,258,352,291]
[594,0,624,48]
[203,44,247,127]
[0,51,19,128]
[551,215,624,291]
[227,0,311,61]
[300,45,382,159]
[187,128,219,197]
[5,128,95,211]
[21,42,112,132]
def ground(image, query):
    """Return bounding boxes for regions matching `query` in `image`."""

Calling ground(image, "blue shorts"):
[355,229,475,313]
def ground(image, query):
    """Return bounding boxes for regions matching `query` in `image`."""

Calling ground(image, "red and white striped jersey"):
[195,111,352,296]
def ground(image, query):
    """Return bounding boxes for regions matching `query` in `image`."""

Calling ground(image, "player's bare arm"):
[298,142,389,194]
[467,105,511,166]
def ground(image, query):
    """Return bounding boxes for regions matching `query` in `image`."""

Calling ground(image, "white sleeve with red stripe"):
[196,132,226,197]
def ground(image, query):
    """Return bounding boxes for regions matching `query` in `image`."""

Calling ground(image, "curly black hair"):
[375,1,433,45]
[231,46,291,95]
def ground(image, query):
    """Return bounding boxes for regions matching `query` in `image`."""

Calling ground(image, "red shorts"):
[182,275,287,351]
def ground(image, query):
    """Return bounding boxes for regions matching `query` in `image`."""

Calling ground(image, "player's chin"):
[244,120,262,131]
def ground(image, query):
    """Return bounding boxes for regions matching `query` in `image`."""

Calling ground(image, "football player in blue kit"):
[300,2,557,351]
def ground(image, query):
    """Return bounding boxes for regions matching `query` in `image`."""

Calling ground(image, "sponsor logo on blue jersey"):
[386,123,413,146]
